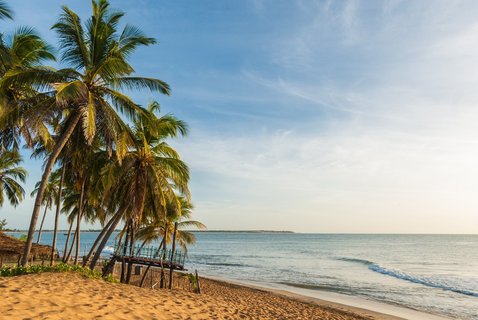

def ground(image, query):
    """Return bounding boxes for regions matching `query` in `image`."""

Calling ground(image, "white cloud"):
[174,0,478,233]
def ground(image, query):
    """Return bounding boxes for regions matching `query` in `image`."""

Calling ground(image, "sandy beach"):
[0,271,402,320]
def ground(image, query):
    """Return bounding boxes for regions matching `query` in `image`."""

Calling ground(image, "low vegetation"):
[0,263,117,283]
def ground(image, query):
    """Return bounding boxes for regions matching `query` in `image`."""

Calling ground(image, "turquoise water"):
[9,232,478,319]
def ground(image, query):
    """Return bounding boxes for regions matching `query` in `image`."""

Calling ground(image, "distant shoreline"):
[4,230,295,234]
[201,275,449,320]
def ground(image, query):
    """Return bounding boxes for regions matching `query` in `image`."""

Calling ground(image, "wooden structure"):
[101,241,187,280]
[0,231,53,265]
[110,243,186,270]
[102,223,187,289]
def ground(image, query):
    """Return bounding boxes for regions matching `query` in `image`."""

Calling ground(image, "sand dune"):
[0,272,387,319]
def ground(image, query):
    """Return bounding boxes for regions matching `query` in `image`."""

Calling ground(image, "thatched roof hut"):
[0,231,52,258]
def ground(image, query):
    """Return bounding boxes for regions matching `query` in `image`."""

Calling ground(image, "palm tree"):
[135,195,204,287]
[0,27,56,152]
[88,104,190,270]
[30,173,58,243]
[0,1,12,21]
[0,149,26,207]
[51,163,65,264]
[136,197,206,254]
[59,146,106,264]
[0,0,171,266]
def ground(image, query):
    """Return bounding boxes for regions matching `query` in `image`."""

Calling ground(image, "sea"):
[7,232,477,319]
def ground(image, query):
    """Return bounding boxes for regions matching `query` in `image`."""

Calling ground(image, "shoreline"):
[200,274,450,320]
[0,271,379,319]
[0,269,454,319]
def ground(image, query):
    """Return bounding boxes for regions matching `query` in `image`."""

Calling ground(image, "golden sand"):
[0,272,395,319]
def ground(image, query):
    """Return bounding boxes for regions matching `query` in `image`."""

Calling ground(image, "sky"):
[1,0,478,233]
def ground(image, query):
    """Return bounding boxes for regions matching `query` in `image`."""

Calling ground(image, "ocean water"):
[8,232,478,319]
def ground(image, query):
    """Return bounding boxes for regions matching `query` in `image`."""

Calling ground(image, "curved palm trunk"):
[65,230,76,262]
[89,205,126,270]
[82,214,116,267]
[51,164,66,265]
[73,215,82,264]
[74,179,86,265]
[139,264,151,287]
[154,236,166,258]
[115,224,128,255]
[36,202,49,244]
[22,112,81,266]
[62,220,74,261]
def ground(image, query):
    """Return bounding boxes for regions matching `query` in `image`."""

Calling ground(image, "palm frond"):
[0,1,13,20]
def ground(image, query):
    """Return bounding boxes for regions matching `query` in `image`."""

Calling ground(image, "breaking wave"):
[340,257,478,297]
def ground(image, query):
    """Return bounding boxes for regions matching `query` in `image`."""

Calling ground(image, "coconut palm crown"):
[0,0,172,266]
[0,149,26,207]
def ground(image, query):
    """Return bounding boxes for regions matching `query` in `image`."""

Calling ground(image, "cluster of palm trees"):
[0,0,204,269]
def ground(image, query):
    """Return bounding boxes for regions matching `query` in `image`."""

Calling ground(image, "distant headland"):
[5,229,295,234]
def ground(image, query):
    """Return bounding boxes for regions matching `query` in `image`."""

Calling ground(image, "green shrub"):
[187,273,199,292]
[0,263,117,283]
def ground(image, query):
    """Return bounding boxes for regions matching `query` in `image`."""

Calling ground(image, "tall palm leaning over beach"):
[1,0,171,266]
[0,149,26,207]
[87,103,190,269]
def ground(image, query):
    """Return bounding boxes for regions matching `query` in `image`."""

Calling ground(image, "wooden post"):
[195,269,201,294]
[168,222,178,289]
[120,257,126,283]
[150,267,153,288]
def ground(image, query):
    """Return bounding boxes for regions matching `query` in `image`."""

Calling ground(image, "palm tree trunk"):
[62,220,73,262]
[125,222,135,284]
[139,265,151,287]
[136,240,147,255]
[89,205,126,270]
[65,229,76,262]
[22,112,81,266]
[36,203,49,244]
[154,236,166,258]
[51,164,66,265]
[82,214,116,267]
[73,215,81,264]
[160,243,167,289]
[168,222,178,289]
[74,179,86,265]
[121,221,131,283]
[115,223,128,255]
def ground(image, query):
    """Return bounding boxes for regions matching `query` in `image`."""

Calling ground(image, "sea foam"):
[340,257,478,297]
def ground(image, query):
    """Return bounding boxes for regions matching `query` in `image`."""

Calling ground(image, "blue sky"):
[1,0,478,233]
